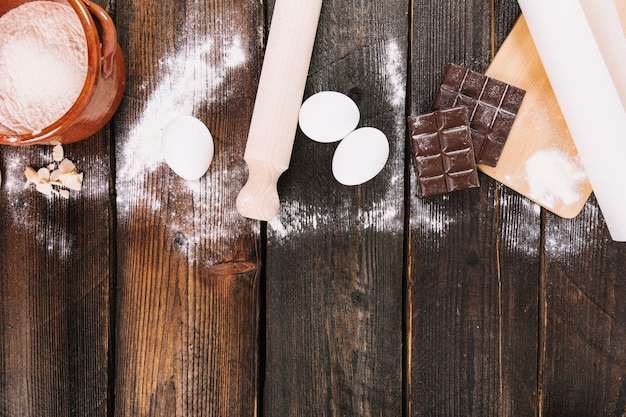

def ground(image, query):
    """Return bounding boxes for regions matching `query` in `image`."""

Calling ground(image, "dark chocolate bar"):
[408,106,480,197]
[431,63,525,167]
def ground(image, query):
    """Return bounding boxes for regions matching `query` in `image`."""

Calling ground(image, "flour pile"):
[525,149,587,208]
[0,1,87,134]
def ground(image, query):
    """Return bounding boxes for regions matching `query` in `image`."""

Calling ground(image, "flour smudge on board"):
[269,174,404,240]
[115,23,249,262]
[117,35,246,205]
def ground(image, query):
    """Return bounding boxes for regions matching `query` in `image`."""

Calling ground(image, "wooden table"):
[1,0,625,415]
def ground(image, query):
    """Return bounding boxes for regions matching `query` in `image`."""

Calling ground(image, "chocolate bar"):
[431,63,525,167]
[408,106,480,197]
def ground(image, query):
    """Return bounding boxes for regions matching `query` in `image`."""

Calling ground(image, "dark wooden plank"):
[0,128,113,416]
[541,198,626,416]
[0,0,116,413]
[407,0,539,415]
[113,0,263,415]
[263,0,407,415]
[489,2,541,415]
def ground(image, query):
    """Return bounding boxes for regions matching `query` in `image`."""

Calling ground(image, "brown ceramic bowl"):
[0,0,126,145]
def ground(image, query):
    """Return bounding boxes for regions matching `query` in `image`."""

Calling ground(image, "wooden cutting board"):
[480,4,625,218]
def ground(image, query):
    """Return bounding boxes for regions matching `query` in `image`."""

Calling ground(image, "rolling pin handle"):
[236,159,282,221]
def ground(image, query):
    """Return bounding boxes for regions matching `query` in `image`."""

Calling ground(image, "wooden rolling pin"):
[236,0,323,220]
[518,0,626,241]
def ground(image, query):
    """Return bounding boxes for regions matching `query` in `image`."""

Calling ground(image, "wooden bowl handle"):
[83,0,119,78]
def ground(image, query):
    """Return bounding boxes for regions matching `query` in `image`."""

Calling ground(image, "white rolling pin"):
[579,0,626,110]
[236,0,323,220]
[517,0,626,241]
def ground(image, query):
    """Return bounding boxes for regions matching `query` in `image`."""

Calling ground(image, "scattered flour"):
[116,34,247,215]
[268,174,404,240]
[1,147,75,260]
[406,171,455,237]
[114,23,249,263]
[384,39,406,109]
[384,39,407,147]
[525,149,587,209]
[410,197,455,236]
[544,202,603,258]
[0,1,87,134]
[498,191,542,256]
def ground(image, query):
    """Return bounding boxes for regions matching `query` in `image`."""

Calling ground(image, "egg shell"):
[298,91,360,143]
[162,115,214,180]
[332,127,389,186]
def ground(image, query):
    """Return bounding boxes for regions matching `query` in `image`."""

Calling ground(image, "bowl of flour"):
[0,0,125,145]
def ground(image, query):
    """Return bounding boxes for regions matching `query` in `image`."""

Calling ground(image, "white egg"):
[298,91,360,143]
[332,127,389,186]
[162,115,214,181]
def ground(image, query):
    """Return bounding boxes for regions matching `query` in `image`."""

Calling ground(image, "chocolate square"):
[431,63,526,167]
[408,106,480,197]
[420,175,449,197]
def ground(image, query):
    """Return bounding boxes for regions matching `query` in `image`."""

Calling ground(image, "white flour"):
[1,146,75,260]
[525,149,587,209]
[0,2,87,134]
[115,29,249,263]
[116,34,246,215]
[544,202,603,258]
[268,174,404,240]
[385,39,405,109]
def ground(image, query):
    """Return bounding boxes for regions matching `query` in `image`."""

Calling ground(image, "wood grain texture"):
[542,198,626,416]
[113,0,263,415]
[490,4,541,415]
[1,0,626,416]
[408,1,539,416]
[263,0,408,415]
[0,126,113,416]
